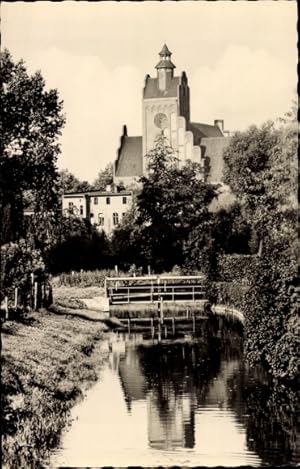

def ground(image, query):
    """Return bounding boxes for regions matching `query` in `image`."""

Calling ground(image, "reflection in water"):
[50,331,299,467]
[135,339,221,451]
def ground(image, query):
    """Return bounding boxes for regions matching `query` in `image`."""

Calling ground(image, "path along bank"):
[1,298,109,468]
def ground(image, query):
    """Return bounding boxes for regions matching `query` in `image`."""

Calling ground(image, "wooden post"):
[127,318,131,335]
[4,296,8,320]
[43,283,46,306]
[151,317,155,339]
[172,317,175,335]
[172,286,174,302]
[14,287,18,308]
[192,285,195,302]
[158,321,161,342]
[186,308,189,318]
[127,287,130,303]
[192,314,196,333]
[30,272,34,308]
[115,265,118,275]
[160,296,164,323]
[164,325,168,339]
[148,265,151,275]
[34,282,38,310]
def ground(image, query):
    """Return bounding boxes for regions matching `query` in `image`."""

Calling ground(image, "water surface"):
[50,330,298,467]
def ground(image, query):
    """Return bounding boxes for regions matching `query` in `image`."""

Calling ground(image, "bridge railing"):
[105,275,206,305]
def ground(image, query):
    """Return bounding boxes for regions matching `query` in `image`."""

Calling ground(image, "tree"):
[0,50,65,302]
[47,216,112,273]
[223,110,298,380]
[92,163,113,190]
[1,50,65,247]
[57,169,91,195]
[111,135,218,272]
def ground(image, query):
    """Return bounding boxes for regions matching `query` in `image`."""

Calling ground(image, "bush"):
[218,254,257,284]
[212,281,249,310]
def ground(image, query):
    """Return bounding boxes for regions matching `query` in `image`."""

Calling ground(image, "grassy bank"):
[1,309,108,467]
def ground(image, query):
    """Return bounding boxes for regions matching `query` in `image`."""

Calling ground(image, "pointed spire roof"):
[155,43,176,70]
[159,43,172,57]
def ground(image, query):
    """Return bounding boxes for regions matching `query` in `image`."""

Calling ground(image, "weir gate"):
[105,275,210,335]
[104,275,244,336]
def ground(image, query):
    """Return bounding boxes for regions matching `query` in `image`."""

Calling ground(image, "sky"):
[2,1,297,182]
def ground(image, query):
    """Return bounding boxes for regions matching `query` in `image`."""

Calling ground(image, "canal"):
[50,326,298,467]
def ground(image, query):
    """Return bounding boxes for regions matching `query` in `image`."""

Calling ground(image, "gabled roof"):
[190,122,224,138]
[115,136,143,178]
[144,76,180,99]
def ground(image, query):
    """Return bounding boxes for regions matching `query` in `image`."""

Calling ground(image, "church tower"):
[142,45,198,174]
[114,44,228,188]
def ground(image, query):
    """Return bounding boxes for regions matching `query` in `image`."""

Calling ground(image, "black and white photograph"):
[1,1,298,467]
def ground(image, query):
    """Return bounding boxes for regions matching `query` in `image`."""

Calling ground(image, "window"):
[113,212,119,225]
[98,213,104,226]
[122,212,126,219]
[68,201,74,214]
[90,213,94,218]
[94,197,98,205]
[106,197,110,205]
[122,196,127,204]
[80,205,83,216]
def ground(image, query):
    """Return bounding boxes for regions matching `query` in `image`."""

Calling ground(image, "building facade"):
[62,186,132,235]
[114,44,231,187]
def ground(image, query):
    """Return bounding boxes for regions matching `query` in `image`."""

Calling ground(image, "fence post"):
[148,265,151,275]
[115,265,118,275]
[30,272,34,308]
[4,296,8,320]
[34,282,38,310]
[14,287,18,308]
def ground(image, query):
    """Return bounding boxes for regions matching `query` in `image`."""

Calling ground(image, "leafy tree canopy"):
[1,49,65,245]
[223,105,298,380]
[112,135,218,272]
[92,163,113,190]
[58,169,92,194]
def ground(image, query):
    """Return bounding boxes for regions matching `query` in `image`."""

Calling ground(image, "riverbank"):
[1,307,109,468]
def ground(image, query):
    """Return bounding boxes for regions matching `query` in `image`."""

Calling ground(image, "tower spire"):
[155,44,176,70]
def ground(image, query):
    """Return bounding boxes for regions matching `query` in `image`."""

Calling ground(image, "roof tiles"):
[115,136,143,178]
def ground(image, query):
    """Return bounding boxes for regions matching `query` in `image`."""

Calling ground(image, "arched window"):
[98,213,104,226]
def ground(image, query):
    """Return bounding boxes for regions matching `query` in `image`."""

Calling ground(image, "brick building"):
[114,44,231,188]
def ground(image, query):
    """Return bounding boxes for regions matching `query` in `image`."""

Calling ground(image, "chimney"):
[106,184,111,192]
[214,119,224,133]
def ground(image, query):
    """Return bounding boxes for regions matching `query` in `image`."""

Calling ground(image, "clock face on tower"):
[154,112,168,129]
